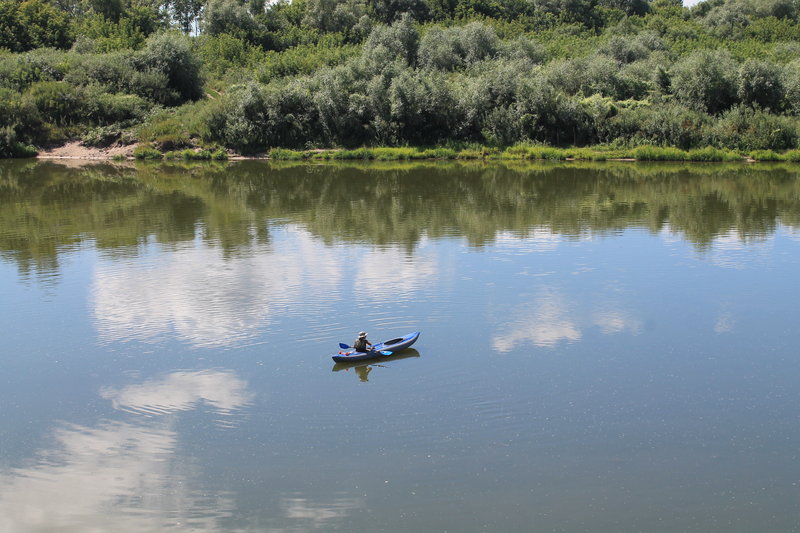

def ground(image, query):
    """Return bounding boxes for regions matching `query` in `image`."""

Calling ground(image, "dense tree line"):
[3,0,800,156]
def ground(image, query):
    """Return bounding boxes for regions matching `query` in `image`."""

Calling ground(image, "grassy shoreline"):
[22,143,800,163]
[260,145,800,163]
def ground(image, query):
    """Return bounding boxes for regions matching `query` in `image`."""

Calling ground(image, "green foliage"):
[134,32,203,105]
[371,0,430,23]
[83,89,150,125]
[197,33,262,78]
[206,81,312,153]
[302,0,368,34]
[63,51,137,92]
[0,0,72,52]
[362,13,418,68]
[211,147,228,160]
[25,81,84,126]
[270,147,307,160]
[255,40,359,81]
[133,144,163,159]
[136,102,210,148]
[633,145,687,160]
[70,6,165,52]
[782,149,800,161]
[686,146,742,161]
[671,49,738,114]
[7,0,800,157]
[0,125,37,157]
[749,149,782,161]
[270,146,457,159]
[418,22,499,71]
[507,144,570,159]
[163,148,216,160]
[420,147,457,158]
[712,105,799,150]
[0,48,71,92]
[81,124,129,147]
[598,35,650,63]
[202,0,260,38]
[605,103,708,149]
[737,58,783,110]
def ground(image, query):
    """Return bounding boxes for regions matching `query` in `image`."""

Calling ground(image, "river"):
[1,159,799,532]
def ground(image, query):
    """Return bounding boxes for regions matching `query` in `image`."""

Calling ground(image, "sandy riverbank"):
[36,142,136,160]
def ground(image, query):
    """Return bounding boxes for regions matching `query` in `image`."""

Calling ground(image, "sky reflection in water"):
[1,160,800,532]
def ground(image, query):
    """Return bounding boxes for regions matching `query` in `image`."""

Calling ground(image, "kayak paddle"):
[338,343,392,356]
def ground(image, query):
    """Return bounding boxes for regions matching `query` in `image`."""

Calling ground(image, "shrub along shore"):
[121,143,797,162]
[6,0,800,160]
[261,145,797,162]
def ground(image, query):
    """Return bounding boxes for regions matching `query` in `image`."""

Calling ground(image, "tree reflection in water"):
[3,159,799,283]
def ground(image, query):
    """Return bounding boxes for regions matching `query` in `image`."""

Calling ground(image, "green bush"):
[70,7,164,52]
[783,149,800,162]
[134,32,203,106]
[418,22,500,71]
[606,103,708,149]
[269,148,307,160]
[62,52,137,93]
[685,146,742,162]
[82,89,149,125]
[420,147,457,158]
[211,147,228,160]
[671,49,738,114]
[633,145,687,161]
[712,105,799,151]
[182,149,212,160]
[206,81,312,152]
[81,125,124,147]
[8,0,800,156]
[332,147,373,159]
[737,59,784,111]
[0,0,72,52]
[749,149,782,161]
[362,14,419,69]
[0,125,37,158]
[505,145,570,160]
[133,144,163,159]
[0,87,41,138]
[255,41,358,82]
[24,81,83,126]
[457,147,489,159]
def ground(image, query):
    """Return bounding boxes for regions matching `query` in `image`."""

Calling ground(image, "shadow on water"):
[332,349,421,381]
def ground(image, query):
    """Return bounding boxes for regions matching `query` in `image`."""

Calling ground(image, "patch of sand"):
[37,141,136,160]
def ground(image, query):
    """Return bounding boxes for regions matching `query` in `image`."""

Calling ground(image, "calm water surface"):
[1,159,799,532]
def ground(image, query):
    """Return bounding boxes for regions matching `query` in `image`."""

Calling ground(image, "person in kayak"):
[353,331,373,353]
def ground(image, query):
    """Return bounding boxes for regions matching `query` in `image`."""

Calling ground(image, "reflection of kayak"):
[333,349,420,372]
[332,332,420,363]
[333,348,421,372]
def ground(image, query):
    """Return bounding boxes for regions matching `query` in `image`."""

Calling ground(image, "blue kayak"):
[332,331,420,363]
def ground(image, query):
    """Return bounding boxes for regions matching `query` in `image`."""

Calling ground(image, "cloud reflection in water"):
[100,369,254,424]
[493,290,581,352]
[0,370,252,532]
[354,241,438,300]
[281,496,365,528]
[91,226,344,347]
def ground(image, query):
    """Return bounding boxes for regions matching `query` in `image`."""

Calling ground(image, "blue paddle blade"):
[339,343,350,349]
[380,350,392,355]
